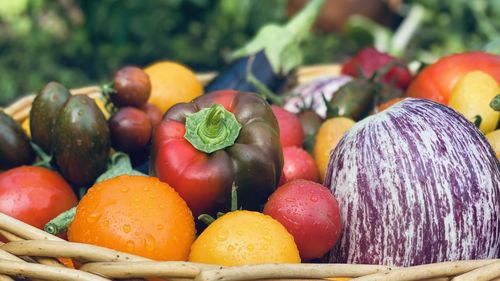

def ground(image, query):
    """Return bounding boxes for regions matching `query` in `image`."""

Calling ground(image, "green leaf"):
[95,152,145,183]
[231,0,324,74]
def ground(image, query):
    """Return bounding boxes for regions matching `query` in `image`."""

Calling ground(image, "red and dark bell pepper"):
[151,90,283,216]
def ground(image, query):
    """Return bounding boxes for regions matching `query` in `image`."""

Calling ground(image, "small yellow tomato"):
[485,129,500,159]
[448,71,500,133]
[21,117,30,138]
[313,117,355,180]
[94,95,111,120]
[189,210,300,266]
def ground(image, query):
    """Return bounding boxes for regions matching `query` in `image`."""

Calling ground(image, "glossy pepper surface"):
[151,90,283,216]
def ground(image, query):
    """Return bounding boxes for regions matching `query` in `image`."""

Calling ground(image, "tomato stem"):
[184,104,242,154]
[490,94,500,111]
[44,207,76,235]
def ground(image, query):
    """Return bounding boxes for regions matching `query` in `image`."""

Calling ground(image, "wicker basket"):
[0,64,499,281]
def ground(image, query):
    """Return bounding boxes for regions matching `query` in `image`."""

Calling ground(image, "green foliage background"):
[0,0,498,106]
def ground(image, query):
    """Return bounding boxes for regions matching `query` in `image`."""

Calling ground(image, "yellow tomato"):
[94,95,111,120]
[21,117,30,138]
[485,130,500,159]
[448,71,500,134]
[314,117,355,180]
[144,61,203,113]
[189,210,300,266]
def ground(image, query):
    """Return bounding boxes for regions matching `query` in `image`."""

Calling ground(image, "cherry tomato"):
[280,146,319,185]
[112,66,151,107]
[264,179,341,260]
[0,166,77,230]
[138,102,163,129]
[109,107,152,152]
[271,105,304,148]
[406,52,500,105]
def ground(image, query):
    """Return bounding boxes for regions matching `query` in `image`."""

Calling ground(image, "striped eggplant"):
[325,98,500,266]
[284,75,352,119]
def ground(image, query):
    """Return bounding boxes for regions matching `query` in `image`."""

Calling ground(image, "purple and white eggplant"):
[325,98,500,266]
[284,75,352,118]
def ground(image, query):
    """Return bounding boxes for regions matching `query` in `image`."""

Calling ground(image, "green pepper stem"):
[198,105,227,142]
[44,207,76,235]
[185,104,242,154]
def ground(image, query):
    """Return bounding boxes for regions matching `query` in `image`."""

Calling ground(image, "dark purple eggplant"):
[206,51,286,93]
[205,0,325,99]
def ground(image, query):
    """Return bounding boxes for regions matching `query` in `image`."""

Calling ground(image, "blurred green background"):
[0,0,498,106]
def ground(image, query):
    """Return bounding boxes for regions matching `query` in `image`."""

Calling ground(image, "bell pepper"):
[151,90,282,216]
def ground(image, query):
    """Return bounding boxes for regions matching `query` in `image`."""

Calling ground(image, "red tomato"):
[279,146,319,185]
[263,179,341,260]
[0,166,78,230]
[341,47,412,89]
[406,52,500,105]
[271,105,304,148]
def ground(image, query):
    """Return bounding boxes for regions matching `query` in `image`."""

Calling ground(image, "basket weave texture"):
[0,64,499,281]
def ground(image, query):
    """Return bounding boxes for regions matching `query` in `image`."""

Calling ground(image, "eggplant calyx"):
[230,0,324,75]
[185,104,242,154]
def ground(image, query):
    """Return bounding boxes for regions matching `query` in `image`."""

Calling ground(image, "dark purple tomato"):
[109,107,152,152]
[112,66,151,107]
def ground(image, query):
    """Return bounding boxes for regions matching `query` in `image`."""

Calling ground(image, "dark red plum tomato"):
[264,179,341,260]
[109,107,152,152]
[271,105,305,148]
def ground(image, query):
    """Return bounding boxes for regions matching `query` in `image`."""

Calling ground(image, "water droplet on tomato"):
[285,197,295,203]
[143,186,150,191]
[122,224,131,233]
[145,234,156,251]
[120,187,129,193]
[103,220,109,227]
[149,194,156,199]
[310,195,318,202]
[159,204,165,209]
[227,245,235,252]
[157,224,164,231]
[126,240,135,252]
[216,232,227,241]
[86,213,100,223]
[246,244,254,252]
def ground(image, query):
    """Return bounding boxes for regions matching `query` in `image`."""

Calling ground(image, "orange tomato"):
[144,61,203,113]
[376,97,405,113]
[68,175,195,261]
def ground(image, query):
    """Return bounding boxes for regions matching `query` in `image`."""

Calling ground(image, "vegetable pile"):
[0,0,499,278]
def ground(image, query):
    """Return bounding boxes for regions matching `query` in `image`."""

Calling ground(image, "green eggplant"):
[52,95,110,187]
[30,82,71,153]
[0,111,34,170]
